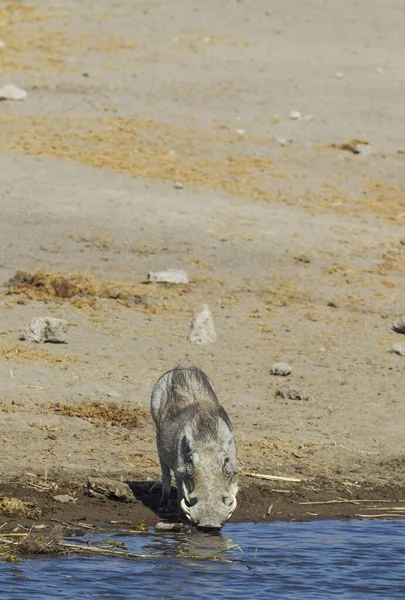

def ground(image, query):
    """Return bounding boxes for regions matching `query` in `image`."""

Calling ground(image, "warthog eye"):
[186,460,195,477]
[223,458,232,477]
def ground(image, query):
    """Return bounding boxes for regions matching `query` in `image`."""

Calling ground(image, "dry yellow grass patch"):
[0,342,75,365]
[0,497,42,519]
[52,401,146,429]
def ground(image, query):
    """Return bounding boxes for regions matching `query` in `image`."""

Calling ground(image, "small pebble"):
[271,362,292,376]
[236,128,246,136]
[0,40,6,50]
[174,182,184,189]
[392,316,405,334]
[0,84,28,101]
[53,494,77,504]
[289,110,301,120]
[155,522,187,532]
[335,72,344,79]
[147,269,189,284]
[354,143,374,156]
[375,67,383,74]
[276,387,310,401]
[276,137,289,147]
[391,342,405,357]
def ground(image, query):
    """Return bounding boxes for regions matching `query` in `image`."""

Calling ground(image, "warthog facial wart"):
[151,366,238,529]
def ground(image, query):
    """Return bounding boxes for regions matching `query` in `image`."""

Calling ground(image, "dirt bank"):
[0,0,405,530]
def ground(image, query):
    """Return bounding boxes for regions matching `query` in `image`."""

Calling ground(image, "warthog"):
[151,366,238,529]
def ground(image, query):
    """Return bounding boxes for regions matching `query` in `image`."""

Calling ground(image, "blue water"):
[1,520,405,599]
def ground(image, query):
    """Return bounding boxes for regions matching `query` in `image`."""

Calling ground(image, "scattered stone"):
[335,71,344,79]
[147,269,189,284]
[332,139,374,155]
[20,317,69,344]
[276,137,291,147]
[392,316,405,334]
[391,342,405,357]
[53,494,76,504]
[174,181,184,189]
[0,40,6,50]
[106,390,121,399]
[271,362,292,376]
[375,67,383,74]
[289,110,301,120]
[0,84,28,101]
[236,128,246,136]
[87,477,135,502]
[188,304,217,345]
[276,387,310,401]
[155,521,187,532]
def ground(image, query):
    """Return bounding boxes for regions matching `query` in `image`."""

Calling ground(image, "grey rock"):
[155,521,188,532]
[391,342,405,357]
[174,182,184,189]
[0,84,27,100]
[87,477,135,502]
[271,362,292,376]
[148,269,189,284]
[392,316,405,334]
[53,494,77,504]
[188,305,217,345]
[20,317,69,343]
[276,387,310,401]
[289,110,301,120]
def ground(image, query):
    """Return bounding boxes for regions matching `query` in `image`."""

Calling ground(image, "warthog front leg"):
[159,460,172,510]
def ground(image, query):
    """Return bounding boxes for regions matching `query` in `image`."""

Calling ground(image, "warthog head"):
[177,421,238,530]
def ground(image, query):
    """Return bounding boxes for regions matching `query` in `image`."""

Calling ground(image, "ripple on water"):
[1,520,405,599]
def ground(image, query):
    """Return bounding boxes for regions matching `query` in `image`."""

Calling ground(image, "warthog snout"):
[178,445,238,529]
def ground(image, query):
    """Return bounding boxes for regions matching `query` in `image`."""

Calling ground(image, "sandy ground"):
[0,0,405,528]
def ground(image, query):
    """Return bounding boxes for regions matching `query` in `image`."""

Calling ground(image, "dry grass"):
[6,269,191,314]
[0,342,75,365]
[0,3,135,72]
[52,400,146,429]
[0,497,42,519]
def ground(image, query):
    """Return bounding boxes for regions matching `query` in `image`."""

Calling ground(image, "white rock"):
[0,40,6,50]
[391,342,405,357]
[236,128,246,135]
[20,317,69,343]
[354,143,374,156]
[289,110,301,120]
[335,72,344,79]
[174,181,184,189]
[276,137,289,147]
[147,269,189,284]
[271,362,292,376]
[0,84,28,101]
[188,305,217,345]
[392,316,405,334]
[53,494,77,504]
[155,521,187,532]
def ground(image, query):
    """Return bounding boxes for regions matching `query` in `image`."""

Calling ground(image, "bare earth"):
[0,0,405,529]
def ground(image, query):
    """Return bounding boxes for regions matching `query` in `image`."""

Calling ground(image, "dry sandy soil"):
[0,0,405,529]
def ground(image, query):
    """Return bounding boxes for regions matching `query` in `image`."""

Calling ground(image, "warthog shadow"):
[125,480,180,521]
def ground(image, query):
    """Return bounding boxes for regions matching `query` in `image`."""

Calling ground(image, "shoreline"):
[1,475,404,535]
